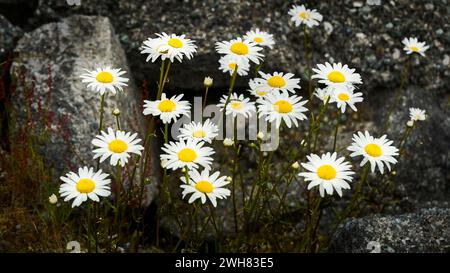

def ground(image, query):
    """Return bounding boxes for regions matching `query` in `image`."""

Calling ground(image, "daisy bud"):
[48,194,58,204]
[226,176,233,182]
[223,138,234,147]
[160,159,168,169]
[406,120,414,128]
[257,131,264,140]
[112,108,121,116]
[204,76,213,87]
[291,161,300,170]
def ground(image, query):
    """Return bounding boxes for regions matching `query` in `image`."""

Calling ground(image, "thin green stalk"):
[312,98,330,152]
[341,164,370,220]
[164,123,169,143]
[98,94,106,134]
[384,55,412,130]
[332,111,341,152]
[115,115,121,131]
[303,25,313,101]
[202,86,210,114]
[157,61,172,100]
[157,59,166,99]
[231,118,239,234]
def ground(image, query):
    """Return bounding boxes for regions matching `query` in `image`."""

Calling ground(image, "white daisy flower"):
[143,93,191,124]
[180,169,231,207]
[409,107,427,122]
[140,32,197,63]
[92,128,144,167]
[257,91,308,128]
[215,37,264,64]
[288,4,323,28]
[312,62,362,89]
[217,93,256,118]
[248,78,272,98]
[298,152,354,197]
[347,131,399,174]
[218,55,250,76]
[255,71,301,94]
[329,85,364,113]
[178,119,219,143]
[59,167,111,208]
[314,87,331,104]
[243,28,275,49]
[402,37,429,57]
[80,67,129,95]
[160,138,215,171]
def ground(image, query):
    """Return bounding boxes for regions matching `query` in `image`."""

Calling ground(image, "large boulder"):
[329,208,450,253]
[372,85,450,207]
[10,15,144,175]
[29,0,450,95]
[0,14,22,61]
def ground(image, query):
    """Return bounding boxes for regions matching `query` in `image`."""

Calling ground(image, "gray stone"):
[10,15,143,175]
[28,0,450,97]
[0,14,22,61]
[329,208,450,253]
[374,85,450,205]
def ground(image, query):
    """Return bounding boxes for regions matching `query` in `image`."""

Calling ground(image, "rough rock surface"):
[10,15,142,174]
[0,14,22,61]
[329,208,450,253]
[29,0,450,97]
[373,85,450,206]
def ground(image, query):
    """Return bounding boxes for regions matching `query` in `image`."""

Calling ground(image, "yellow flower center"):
[274,100,293,113]
[168,38,183,48]
[299,11,310,19]
[230,101,242,110]
[267,76,286,88]
[256,90,268,96]
[364,143,382,157]
[108,139,128,153]
[76,178,95,193]
[195,180,214,193]
[317,164,337,180]
[230,42,249,55]
[228,63,237,70]
[338,93,350,101]
[253,37,264,43]
[158,100,176,112]
[192,130,206,138]
[178,148,197,162]
[96,71,114,83]
[327,71,346,83]
[410,45,419,52]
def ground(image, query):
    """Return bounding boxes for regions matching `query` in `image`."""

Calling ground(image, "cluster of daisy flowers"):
[56,2,430,214]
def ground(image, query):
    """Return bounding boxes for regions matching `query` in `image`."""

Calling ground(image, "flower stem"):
[231,118,239,234]
[303,25,313,101]
[98,93,106,134]
[115,115,121,131]
[157,59,165,99]
[384,55,412,130]
[164,123,169,144]
[332,111,341,152]
[157,60,172,100]
[202,86,210,115]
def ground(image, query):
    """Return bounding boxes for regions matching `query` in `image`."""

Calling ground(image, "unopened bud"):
[291,161,300,170]
[204,76,213,87]
[406,120,414,127]
[48,194,58,204]
[223,138,234,147]
[112,108,121,116]
[257,132,264,140]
